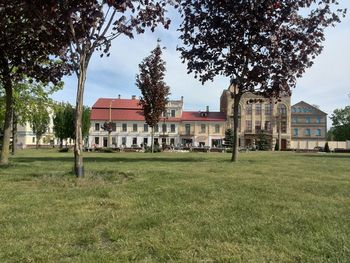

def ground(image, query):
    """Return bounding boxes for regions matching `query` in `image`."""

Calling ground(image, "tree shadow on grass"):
[299,154,350,159]
[12,156,207,164]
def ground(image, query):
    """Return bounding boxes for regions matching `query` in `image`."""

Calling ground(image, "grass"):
[0,149,349,262]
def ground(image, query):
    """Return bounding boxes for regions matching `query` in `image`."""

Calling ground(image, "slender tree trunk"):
[0,69,13,166]
[74,52,89,177]
[11,111,17,155]
[231,92,242,162]
[151,126,154,153]
[36,135,39,149]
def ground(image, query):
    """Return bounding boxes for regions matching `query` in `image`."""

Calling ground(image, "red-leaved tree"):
[177,0,346,162]
[26,0,177,176]
[136,43,170,153]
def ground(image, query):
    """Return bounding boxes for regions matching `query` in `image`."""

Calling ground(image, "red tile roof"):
[92,98,141,109]
[181,111,226,121]
[91,98,227,122]
[91,109,145,121]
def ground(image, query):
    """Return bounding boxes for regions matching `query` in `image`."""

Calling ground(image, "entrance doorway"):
[281,139,287,150]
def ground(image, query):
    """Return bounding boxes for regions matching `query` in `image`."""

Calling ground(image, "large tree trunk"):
[151,126,154,153]
[74,53,89,177]
[36,135,40,149]
[231,92,242,162]
[0,70,13,166]
[11,111,17,155]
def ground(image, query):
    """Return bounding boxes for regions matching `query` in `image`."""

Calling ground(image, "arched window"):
[278,104,287,116]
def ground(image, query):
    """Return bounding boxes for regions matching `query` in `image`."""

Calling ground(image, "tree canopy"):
[23,0,177,176]
[137,43,170,152]
[177,0,346,161]
[330,106,350,141]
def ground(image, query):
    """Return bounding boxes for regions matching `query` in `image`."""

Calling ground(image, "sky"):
[52,4,350,127]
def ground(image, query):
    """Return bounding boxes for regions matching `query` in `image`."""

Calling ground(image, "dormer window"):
[200,112,208,117]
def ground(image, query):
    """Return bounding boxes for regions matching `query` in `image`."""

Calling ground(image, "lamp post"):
[162,111,169,150]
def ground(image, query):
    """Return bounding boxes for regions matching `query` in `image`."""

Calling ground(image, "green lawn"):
[0,150,349,262]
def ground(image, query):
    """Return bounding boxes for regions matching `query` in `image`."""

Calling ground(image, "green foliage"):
[274,142,279,151]
[223,128,234,147]
[256,131,270,151]
[30,103,50,148]
[330,106,350,141]
[53,103,90,146]
[324,142,330,153]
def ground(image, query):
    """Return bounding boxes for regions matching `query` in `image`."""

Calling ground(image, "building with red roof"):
[89,95,227,148]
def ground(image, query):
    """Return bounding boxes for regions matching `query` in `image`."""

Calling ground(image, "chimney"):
[131,95,136,100]
[181,96,184,102]
[118,94,121,99]
[206,106,209,113]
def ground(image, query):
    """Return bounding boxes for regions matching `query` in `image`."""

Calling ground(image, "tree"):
[257,131,270,151]
[136,43,170,153]
[25,0,177,176]
[30,103,50,149]
[53,103,90,148]
[330,106,350,141]
[324,142,330,153]
[0,3,65,165]
[53,103,74,148]
[177,0,346,162]
[223,128,234,148]
[11,79,62,154]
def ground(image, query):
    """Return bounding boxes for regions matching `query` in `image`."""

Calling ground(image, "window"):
[265,104,272,115]
[112,137,116,145]
[246,120,252,132]
[278,104,287,115]
[122,123,127,132]
[293,128,298,137]
[171,109,176,117]
[133,124,138,132]
[94,137,99,145]
[143,138,148,145]
[162,123,167,133]
[316,117,321,124]
[305,117,311,124]
[292,117,298,123]
[255,104,261,115]
[304,129,311,136]
[132,137,137,145]
[95,123,100,131]
[111,123,116,131]
[255,121,261,132]
[185,124,191,135]
[154,124,159,132]
[201,124,206,133]
[246,104,252,114]
[122,137,127,145]
[215,124,220,133]
[281,121,287,133]
[171,124,176,133]
[316,129,321,136]
[170,138,175,145]
[144,124,148,132]
[265,121,271,131]
[162,138,166,144]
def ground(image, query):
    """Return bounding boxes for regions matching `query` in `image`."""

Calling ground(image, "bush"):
[58,148,69,153]
[274,142,279,151]
[324,142,330,153]
[98,148,115,153]
[144,145,161,153]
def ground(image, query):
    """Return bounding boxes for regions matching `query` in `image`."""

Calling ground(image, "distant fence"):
[291,140,348,150]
